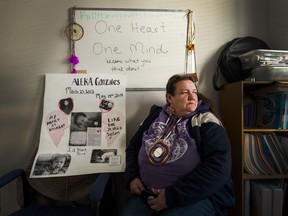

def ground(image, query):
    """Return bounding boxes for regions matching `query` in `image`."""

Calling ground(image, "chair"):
[0,169,113,216]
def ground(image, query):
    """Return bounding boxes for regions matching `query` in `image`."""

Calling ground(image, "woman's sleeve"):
[124,126,143,189]
[124,105,162,189]
[165,119,232,207]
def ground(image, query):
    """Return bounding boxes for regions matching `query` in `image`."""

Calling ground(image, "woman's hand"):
[129,177,145,195]
[148,188,168,212]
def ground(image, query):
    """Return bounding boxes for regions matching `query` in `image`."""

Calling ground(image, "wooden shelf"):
[219,81,288,216]
[243,128,288,132]
[243,173,288,180]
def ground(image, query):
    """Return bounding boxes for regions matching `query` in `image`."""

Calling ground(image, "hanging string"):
[185,10,198,82]
[69,6,79,74]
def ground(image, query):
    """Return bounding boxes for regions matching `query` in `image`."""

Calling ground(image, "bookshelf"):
[219,81,288,216]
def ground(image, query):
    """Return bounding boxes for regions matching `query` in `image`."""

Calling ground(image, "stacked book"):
[245,179,287,216]
[244,133,288,175]
[244,82,288,129]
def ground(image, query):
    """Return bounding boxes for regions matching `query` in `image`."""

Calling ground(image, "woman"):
[121,74,235,216]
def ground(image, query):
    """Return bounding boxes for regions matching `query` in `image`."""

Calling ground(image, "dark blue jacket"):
[124,105,235,215]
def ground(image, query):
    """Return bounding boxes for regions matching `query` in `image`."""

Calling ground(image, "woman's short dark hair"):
[197,92,221,120]
[166,73,195,95]
[166,73,222,121]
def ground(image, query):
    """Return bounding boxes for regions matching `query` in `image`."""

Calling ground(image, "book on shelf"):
[244,95,257,127]
[244,134,256,174]
[244,133,271,175]
[278,93,288,129]
[246,88,288,129]
[266,182,284,216]
[244,180,250,216]
[269,133,288,172]
[258,133,278,174]
[250,180,285,216]
[243,133,288,175]
[249,180,286,216]
[244,133,261,175]
[244,134,251,174]
[283,180,288,216]
[251,134,269,174]
[250,180,272,216]
[277,135,288,160]
[263,133,288,174]
[255,93,283,129]
[255,133,277,175]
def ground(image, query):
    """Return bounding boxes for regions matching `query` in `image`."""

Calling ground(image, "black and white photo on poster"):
[90,149,117,164]
[69,112,102,146]
[32,153,72,176]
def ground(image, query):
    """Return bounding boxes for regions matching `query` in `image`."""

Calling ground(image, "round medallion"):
[65,23,84,41]
[154,147,164,158]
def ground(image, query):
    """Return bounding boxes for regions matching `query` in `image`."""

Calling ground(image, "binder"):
[244,180,250,216]
[250,181,272,216]
[266,183,284,216]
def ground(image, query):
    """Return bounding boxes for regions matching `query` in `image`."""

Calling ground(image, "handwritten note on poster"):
[30,73,126,178]
[72,8,191,88]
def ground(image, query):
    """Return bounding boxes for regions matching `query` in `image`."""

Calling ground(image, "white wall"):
[2,0,286,215]
[268,0,288,49]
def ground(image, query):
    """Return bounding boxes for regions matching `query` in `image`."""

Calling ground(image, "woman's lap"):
[120,195,217,216]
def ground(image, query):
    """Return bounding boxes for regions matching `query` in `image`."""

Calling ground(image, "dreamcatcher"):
[65,7,84,73]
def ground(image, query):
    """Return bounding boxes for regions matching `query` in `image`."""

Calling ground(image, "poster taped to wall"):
[30,73,126,178]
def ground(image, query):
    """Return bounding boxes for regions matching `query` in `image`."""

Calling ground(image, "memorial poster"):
[30,73,126,177]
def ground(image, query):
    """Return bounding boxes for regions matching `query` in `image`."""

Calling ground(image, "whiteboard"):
[70,8,193,89]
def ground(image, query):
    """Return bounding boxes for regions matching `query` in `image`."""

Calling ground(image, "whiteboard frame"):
[69,7,192,91]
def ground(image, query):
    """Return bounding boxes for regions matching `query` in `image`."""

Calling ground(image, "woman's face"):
[166,80,198,117]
